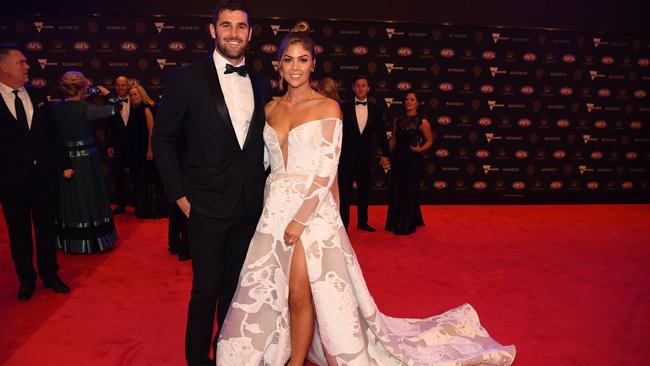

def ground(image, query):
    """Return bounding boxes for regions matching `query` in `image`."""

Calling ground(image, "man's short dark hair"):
[352,75,370,86]
[212,0,250,24]
[0,44,22,60]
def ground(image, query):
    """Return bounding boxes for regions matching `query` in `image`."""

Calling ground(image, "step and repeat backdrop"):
[2,16,649,202]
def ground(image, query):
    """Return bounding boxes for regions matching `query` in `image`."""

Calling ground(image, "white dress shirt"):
[0,82,34,129]
[120,97,130,125]
[213,49,254,149]
[354,98,368,134]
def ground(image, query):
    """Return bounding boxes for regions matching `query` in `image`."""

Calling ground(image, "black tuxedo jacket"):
[153,56,272,219]
[0,87,70,200]
[105,102,148,161]
[339,100,390,169]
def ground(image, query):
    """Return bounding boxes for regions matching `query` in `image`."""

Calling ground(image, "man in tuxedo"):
[106,75,144,215]
[0,44,71,301]
[338,76,390,231]
[152,1,271,364]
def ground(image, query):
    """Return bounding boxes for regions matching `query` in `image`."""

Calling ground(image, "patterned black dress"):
[385,113,426,235]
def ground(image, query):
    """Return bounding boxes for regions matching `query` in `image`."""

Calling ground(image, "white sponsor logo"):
[579,165,594,174]
[482,165,499,174]
[154,22,175,33]
[487,100,505,110]
[156,59,177,70]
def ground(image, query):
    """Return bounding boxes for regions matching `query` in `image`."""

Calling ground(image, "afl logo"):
[634,90,647,98]
[397,47,413,56]
[556,119,570,128]
[515,150,529,159]
[625,151,638,160]
[638,58,649,67]
[473,181,487,190]
[475,150,490,158]
[553,150,567,159]
[396,81,412,91]
[478,117,492,127]
[482,50,496,60]
[168,42,185,51]
[434,181,448,189]
[518,118,532,127]
[590,151,603,160]
[261,43,277,54]
[512,181,526,190]
[120,41,138,52]
[630,121,642,129]
[26,41,43,51]
[520,86,534,95]
[594,120,607,128]
[480,84,495,93]
[352,46,368,55]
[73,41,90,51]
[31,78,46,87]
[522,52,537,62]
[601,56,615,65]
[550,181,563,189]
[440,48,455,58]
[435,149,450,157]
[437,116,452,125]
[621,181,634,189]
[598,88,611,97]
[439,82,454,92]
[587,182,599,190]
[562,54,576,63]
[560,87,573,96]
[314,45,324,54]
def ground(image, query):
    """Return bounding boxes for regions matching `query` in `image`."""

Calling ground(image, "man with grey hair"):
[0,44,72,301]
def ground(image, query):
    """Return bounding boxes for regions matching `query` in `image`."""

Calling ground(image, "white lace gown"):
[216,118,516,366]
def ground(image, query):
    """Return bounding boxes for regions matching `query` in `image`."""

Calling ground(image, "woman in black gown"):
[129,84,168,219]
[385,91,433,235]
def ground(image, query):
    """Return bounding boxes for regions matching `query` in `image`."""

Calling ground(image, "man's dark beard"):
[217,40,245,61]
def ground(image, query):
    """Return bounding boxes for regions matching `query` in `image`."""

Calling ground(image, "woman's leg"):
[288,240,314,366]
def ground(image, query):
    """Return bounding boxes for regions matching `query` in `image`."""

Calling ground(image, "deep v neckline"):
[266,119,323,172]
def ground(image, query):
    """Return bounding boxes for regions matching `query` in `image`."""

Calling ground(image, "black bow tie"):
[224,64,248,77]
[355,101,367,106]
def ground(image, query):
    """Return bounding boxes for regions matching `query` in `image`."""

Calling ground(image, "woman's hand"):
[283,219,305,246]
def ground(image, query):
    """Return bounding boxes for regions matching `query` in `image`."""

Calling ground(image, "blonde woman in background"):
[129,84,167,218]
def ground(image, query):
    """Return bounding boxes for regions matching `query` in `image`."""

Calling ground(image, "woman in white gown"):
[216,25,516,366]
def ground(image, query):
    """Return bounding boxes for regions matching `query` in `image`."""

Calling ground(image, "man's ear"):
[209,23,217,39]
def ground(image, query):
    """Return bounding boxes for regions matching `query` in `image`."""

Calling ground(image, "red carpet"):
[1,204,649,365]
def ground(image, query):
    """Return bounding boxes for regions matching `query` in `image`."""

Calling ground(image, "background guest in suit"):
[385,91,433,235]
[0,44,71,300]
[106,75,147,215]
[152,1,272,364]
[338,76,390,231]
[52,71,118,254]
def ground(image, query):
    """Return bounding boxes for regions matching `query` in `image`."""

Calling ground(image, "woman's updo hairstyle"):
[276,21,315,90]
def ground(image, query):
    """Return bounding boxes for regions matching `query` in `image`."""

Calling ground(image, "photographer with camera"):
[51,70,118,253]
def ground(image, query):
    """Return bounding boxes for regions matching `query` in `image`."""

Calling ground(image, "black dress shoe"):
[18,284,35,301]
[44,277,70,293]
[357,224,376,232]
[112,205,126,215]
[178,252,191,262]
